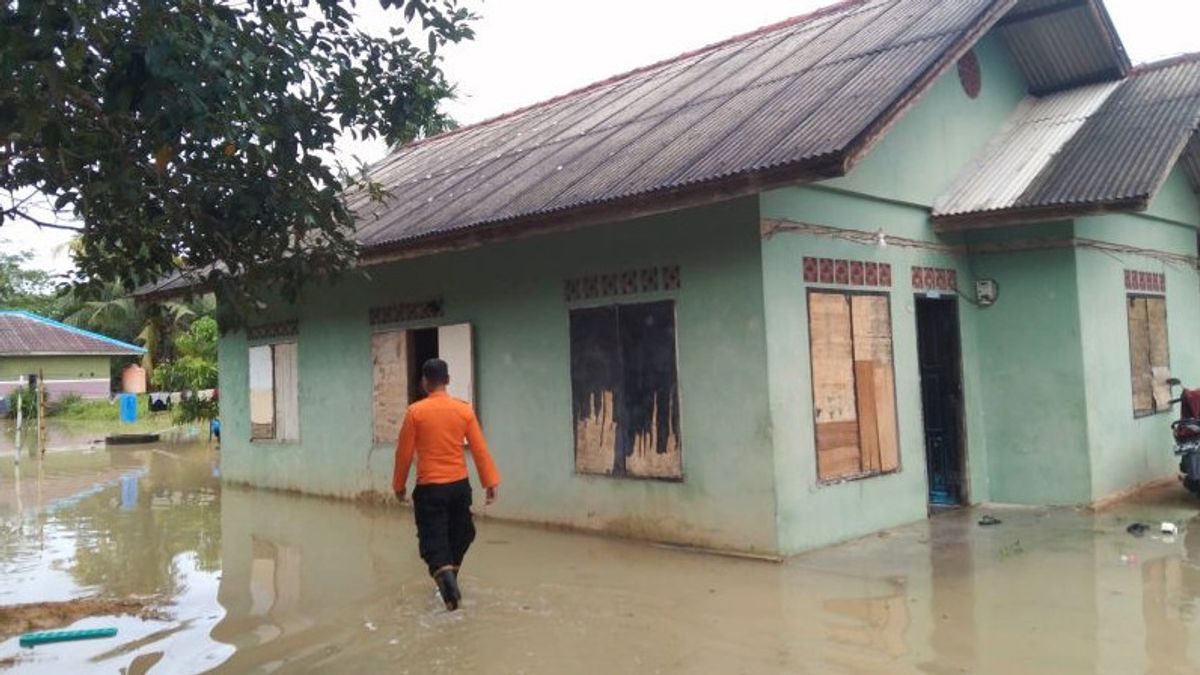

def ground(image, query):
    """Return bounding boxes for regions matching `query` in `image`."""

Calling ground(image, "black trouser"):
[412,479,476,576]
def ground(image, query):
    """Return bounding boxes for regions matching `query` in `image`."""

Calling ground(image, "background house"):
[211,0,1200,556]
[0,310,145,401]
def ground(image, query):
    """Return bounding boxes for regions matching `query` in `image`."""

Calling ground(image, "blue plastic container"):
[119,393,138,423]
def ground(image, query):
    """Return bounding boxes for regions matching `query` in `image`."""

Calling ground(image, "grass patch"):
[50,393,159,422]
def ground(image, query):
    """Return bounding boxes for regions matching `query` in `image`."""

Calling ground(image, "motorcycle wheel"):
[1185,477,1200,495]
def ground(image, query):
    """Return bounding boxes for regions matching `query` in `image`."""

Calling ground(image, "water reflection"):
[3,445,1200,673]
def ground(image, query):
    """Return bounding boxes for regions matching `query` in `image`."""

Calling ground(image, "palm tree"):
[60,282,215,381]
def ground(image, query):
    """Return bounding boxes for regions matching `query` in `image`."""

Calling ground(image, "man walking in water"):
[394,358,501,611]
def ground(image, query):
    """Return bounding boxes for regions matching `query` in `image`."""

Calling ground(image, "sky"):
[5,0,1199,275]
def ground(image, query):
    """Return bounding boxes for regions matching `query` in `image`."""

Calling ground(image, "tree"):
[0,246,55,313]
[59,280,216,379]
[0,0,473,324]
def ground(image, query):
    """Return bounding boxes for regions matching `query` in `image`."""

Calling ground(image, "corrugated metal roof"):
[352,0,1020,253]
[0,311,145,357]
[997,0,1129,95]
[136,0,1135,295]
[934,56,1200,225]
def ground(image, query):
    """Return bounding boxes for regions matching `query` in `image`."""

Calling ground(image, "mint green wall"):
[1143,166,1200,226]
[758,31,1030,553]
[966,243,1094,504]
[0,355,110,380]
[218,199,782,555]
[1074,170,1200,499]
[821,34,1028,208]
[761,189,992,553]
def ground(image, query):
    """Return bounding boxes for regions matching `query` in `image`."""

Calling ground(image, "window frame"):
[1127,293,1171,419]
[805,288,902,485]
[247,338,300,444]
[567,298,685,483]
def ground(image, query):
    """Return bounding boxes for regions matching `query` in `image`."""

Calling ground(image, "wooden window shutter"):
[1148,297,1171,412]
[809,291,900,481]
[810,293,861,480]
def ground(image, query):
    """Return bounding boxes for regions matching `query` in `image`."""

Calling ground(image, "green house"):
[0,310,145,402]
[210,0,1200,556]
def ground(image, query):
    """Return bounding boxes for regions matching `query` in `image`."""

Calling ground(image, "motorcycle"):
[1169,378,1200,495]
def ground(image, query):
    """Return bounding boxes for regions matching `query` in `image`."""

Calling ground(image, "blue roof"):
[0,310,146,356]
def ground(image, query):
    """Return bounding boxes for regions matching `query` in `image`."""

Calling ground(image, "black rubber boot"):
[434,568,462,611]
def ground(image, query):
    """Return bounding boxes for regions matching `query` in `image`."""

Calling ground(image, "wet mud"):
[3,440,1200,673]
[0,599,165,641]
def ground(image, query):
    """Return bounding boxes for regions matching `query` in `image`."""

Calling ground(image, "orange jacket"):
[392,390,501,491]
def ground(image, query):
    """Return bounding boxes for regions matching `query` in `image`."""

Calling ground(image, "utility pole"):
[13,375,22,464]
[36,368,46,456]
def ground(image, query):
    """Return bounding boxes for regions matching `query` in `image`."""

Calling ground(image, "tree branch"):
[4,208,84,231]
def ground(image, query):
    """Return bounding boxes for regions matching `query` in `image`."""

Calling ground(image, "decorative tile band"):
[369,299,444,325]
[247,320,299,341]
[1125,270,1166,294]
[565,264,681,302]
[911,266,958,292]
[803,257,892,288]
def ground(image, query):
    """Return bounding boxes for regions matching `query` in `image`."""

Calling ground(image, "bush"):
[175,394,219,424]
[4,386,36,420]
[50,392,84,414]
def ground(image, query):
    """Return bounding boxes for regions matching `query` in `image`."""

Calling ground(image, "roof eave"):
[931,195,1150,232]
[0,350,144,357]
[358,154,850,266]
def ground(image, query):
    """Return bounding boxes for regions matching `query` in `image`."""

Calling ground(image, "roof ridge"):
[398,0,874,153]
[0,309,146,354]
[1131,52,1200,76]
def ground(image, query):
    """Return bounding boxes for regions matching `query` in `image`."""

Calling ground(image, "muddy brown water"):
[2,441,1200,673]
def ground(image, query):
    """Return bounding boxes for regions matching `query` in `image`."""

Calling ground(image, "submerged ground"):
[1,434,1200,673]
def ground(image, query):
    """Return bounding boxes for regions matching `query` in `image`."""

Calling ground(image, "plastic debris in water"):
[20,628,118,647]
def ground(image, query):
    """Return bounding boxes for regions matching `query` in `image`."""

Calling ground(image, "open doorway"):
[370,323,476,444]
[407,327,439,403]
[915,297,966,507]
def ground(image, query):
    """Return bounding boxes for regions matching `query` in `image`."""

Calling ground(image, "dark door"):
[916,297,966,506]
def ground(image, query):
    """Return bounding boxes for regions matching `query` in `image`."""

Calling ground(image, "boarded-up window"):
[570,301,682,480]
[1128,295,1170,416]
[371,323,476,444]
[371,331,409,444]
[809,292,899,481]
[249,342,300,441]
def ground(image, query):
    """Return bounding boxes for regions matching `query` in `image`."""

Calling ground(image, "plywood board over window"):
[808,291,900,482]
[1128,295,1170,416]
[569,300,682,480]
[371,331,409,444]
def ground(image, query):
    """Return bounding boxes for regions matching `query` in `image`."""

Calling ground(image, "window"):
[1127,295,1170,416]
[371,323,475,444]
[569,300,682,480]
[808,291,899,482]
[249,342,299,441]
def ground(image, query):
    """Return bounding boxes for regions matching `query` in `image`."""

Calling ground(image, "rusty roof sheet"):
[0,311,145,357]
[934,56,1200,225]
[353,0,1021,252]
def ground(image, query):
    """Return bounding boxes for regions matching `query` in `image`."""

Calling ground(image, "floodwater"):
[2,442,1200,674]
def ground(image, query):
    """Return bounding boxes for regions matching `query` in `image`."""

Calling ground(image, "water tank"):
[122,364,147,394]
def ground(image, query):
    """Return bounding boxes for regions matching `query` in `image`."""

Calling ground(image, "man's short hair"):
[422,358,450,385]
